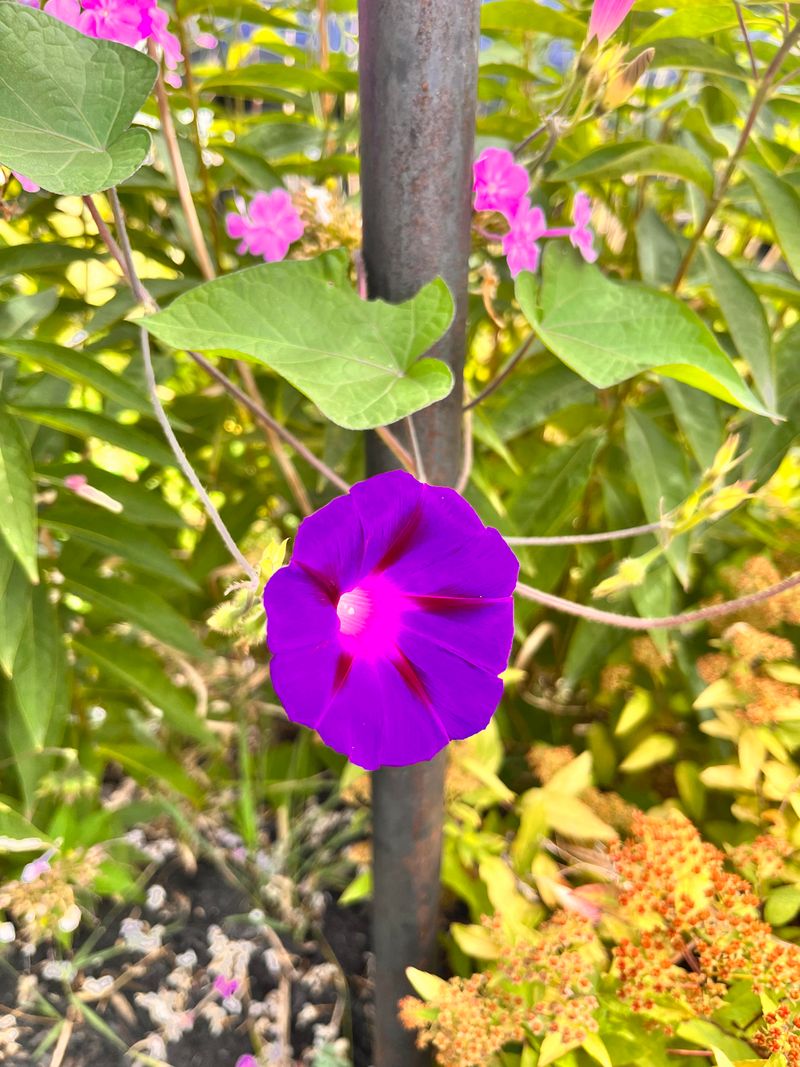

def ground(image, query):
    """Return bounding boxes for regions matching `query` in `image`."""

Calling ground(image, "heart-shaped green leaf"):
[0,3,156,195]
[144,252,455,430]
[518,244,773,418]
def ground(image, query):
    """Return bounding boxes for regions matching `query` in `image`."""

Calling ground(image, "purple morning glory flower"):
[264,472,519,771]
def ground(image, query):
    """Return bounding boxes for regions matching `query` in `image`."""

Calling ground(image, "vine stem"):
[150,46,216,281]
[515,571,800,632]
[671,20,800,292]
[464,333,539,411]
[506,520,664,546]
[107,188,259,584]
[86,190,350,496]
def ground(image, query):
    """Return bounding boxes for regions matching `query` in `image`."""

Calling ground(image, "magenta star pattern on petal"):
[225,190,305,263]
[264,472,519,771]
[473,147,530,221]
[502,200,547,278]
[569,192,598,263]
[588,0,636,44]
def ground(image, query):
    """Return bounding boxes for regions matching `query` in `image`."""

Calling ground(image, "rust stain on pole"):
[358,0,481,1063]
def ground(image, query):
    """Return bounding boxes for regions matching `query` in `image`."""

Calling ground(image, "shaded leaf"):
[552,143,714,196]
[9,406,176,467]
[0,411,38,582]
[144,252,455,430]
[0,4,156,195]
[519,245,770,416]
[741,161,800,279]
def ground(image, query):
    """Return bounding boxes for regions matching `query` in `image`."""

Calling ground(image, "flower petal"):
[401,597,514,674]
[397,631,505,740]
[264,566,337,653]
[349,469,423,575]
[269,639,341,730]
[383,486,519,597]
[316,656,449,769]
[292,492,365,594]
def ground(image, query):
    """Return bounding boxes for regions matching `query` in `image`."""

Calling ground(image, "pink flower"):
[569,192,598,263]
[214,975,239,998]
[43,0,81,26]
[225,190,305,263]
[502,201,547,278]
[147,4,183,69]
[78,0,144,44]
[10,171,40,193]
[473,147,530,221]
[236,1058,257,1067]
[21,848,57,883]
[588,0,636,44]
[64,474,124,512]
[16,0,40,7]
[194,29,218,49]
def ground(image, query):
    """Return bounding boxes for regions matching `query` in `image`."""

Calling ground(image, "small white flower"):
[146,884,167,911]
[175,949,197,969]
[0,922,15,944]
[58,904,82,933]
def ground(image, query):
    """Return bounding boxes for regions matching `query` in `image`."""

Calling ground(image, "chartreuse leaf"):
[518,244,772,417]
[0,341,152,415]
[0,540,30,677]
[143,252,455,431]
[635,5,740,45]
[0,3,156,195]
[480,0,585,41]
[700,247,776,410]
[0,803,50,852]
[741,161,800,280]
[10,584,68,749]
[552,143,713,197]
[0,411,38,583]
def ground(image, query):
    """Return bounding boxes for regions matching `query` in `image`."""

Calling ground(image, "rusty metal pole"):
[358,2,481,1064]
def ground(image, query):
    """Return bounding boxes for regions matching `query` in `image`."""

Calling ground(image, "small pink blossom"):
[502,201,547,278]
[569,192,598,263]
[235,1058,257,1067]
[78,0,143,45]
[64,474,124,512]
[473,147,530,221]
[225,190,305,263]
[21,848,57,884]
[10,171,40,193]
[17,0,41,8]
[43,0,81,27]
[588,0,636,44]
[213,975,239,998]
[147,4,183,69]
[194,29,218,49]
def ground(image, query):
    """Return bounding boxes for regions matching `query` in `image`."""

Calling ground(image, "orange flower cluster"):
[400,912,602,1067]
[697,618,799,727]
[611,812,800,1022]
[730,833,795,887]
[758,1005,800,1067]
[718,556,800,630]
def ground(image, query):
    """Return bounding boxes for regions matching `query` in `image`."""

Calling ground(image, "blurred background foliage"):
[1,0,800,1065]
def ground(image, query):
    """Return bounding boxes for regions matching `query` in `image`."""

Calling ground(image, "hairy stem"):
[671,20,800,292]
[150,47,216,281]
[108,188,259,583]
[464,333,539,411]
[506,520,664,546]
[515,571,800,631]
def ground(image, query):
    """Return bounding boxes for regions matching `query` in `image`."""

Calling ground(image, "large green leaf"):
[552,143,713,197]
[62,571,206,658]
[10,584,68,749]
[0,540,30,677]
[0,341,152,415]
[741,161,800,279]
[9,406,176,467]
[41,500,198,591]
[624,408,694,587]
[517,244,772,417]
[144,252,455,430]
[480,1,585,41]
[0,411,38,582]
[635,6,740,45]
[0,243,95,280]
[0,3,157,195]
[203,64,357,97]
[700,247,776,410]
[75,637,214,743]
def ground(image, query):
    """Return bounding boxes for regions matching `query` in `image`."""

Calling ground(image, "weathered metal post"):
[358,2,481,1063]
